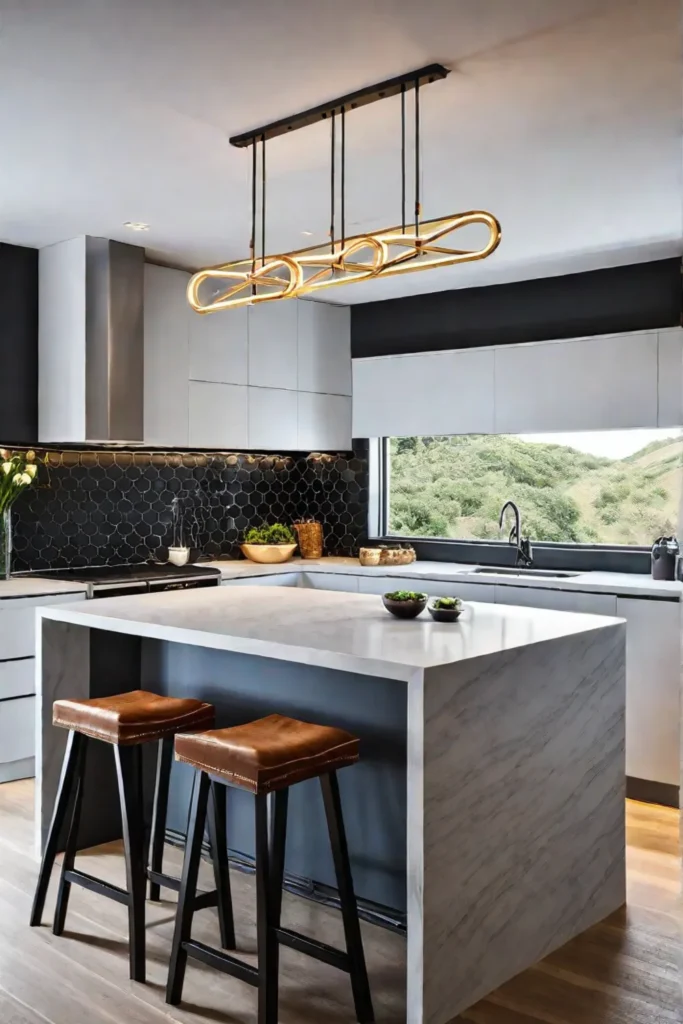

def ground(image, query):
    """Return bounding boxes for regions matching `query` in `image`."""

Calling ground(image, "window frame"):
[367,436,658,574]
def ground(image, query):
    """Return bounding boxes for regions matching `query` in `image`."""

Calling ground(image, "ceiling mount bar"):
[229,64,450,148]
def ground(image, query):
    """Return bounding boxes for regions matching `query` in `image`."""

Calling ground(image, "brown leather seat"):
[175,714,359,794]
[53,690,215,746]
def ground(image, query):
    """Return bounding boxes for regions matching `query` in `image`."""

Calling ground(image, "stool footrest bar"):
[275,927,351,973]
[183,940,259,987]
[64,870,129,906]
[147,869,181,894]
[192,889,219,912]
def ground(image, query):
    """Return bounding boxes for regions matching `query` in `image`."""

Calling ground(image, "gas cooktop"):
[27,563,222,597]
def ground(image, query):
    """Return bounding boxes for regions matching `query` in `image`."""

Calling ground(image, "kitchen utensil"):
[651,536,679,580]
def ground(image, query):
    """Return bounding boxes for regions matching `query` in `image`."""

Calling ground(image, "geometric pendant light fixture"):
[187,65,501,314]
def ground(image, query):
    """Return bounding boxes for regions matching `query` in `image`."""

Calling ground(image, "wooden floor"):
[0,782,679,1023]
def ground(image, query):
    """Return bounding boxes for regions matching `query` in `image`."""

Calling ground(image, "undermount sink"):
[471,567,581,579]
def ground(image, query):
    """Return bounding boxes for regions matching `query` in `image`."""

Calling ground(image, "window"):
[385,429,682,546]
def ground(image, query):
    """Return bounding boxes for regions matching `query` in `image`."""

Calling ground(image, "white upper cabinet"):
[657,328,683,427]
[297,301,352,396]
[248,301,299,391]
[352,348,495,438]
[188,381,248,449]
[144,265,190,447]
[248,387,298,450]
[494,332,659,433]
[298,392,352,450]
[189,305,248,385]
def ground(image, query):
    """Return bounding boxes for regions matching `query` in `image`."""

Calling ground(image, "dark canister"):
[651,536,679,580]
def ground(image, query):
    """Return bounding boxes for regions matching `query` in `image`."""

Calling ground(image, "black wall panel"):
[0,242,38,443]
[352,259,682,359]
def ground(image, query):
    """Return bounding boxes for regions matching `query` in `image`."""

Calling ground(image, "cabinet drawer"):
[0,593,86,660]
[300,573,360,593]
[0,695,35,763]
[0,658,35,699]
[222,573,299,588]
[357,575,493,602]
[493,586,617,617]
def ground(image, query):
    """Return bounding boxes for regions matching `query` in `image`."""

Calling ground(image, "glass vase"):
[0,508,12,581]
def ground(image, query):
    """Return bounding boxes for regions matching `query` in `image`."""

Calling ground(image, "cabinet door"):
[189,305,248,385]
[248,387,298,450]
[493,585,617,617]
[357,575,493,602]
[223,573,299,587]
[494,332,659,433]
[617,597,681,786]
[297,301,351,396]
[248,301,298,391]
[300,573,360,592]
[188,381,248,448]
[352,349,495,438]
[298,392,351,451]
[0,593,86,661]
[657,329,683,427]
[0,695,35,779]
[0,658,35,699]
[144,265,190,446]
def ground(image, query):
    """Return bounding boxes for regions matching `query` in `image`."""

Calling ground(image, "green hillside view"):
[388,434,682,546]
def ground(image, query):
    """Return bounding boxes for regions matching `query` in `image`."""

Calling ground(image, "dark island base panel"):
[77,630,408,916]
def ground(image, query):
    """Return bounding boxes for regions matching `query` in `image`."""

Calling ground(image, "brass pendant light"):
[188,66,501,314]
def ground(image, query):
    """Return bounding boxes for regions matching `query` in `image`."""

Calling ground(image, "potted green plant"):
[428,596,464,623]
[241,523,298,564]
[382,590,428,619]
[0,449,39,580]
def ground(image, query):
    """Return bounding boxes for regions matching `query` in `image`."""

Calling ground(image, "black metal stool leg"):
[268,789,289,929]
[255,793,279,1024]
[30,730,84,927]
[321,772,374,1024]
[207,780,236,950]
[115,745,147,983]
[148,737,173,901]
[53,736,87,936]
[166,771,210,1006]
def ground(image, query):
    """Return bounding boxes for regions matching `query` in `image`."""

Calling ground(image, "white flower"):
[13,472,31,486]
[24,463,37,479]
[19,473,32,486]
[2,463,12,476]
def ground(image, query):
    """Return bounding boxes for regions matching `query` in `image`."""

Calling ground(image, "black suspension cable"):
[401,83,406,233]
[414,76,421,237]
[340,106,346,248]
[330,108,336,255]
[261,133,266,266]
[250,138,257,291]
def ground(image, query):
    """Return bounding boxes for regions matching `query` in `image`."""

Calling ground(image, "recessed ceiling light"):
[301,230,313,237]
[123,221,150,232]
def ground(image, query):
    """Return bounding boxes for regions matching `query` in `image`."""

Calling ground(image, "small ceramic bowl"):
[382,593,428,619]
[428,601,463,623]
[168,546,190,567]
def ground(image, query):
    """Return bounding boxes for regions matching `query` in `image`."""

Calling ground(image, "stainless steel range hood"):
[39,236,144,443]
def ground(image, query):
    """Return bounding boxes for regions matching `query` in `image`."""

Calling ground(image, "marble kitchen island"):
[37,587,626,1024]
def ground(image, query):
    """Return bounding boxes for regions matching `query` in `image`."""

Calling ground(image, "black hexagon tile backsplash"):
[9,447,369,571]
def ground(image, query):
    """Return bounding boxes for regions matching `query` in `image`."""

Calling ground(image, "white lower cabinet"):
[0,658,34,700]
[0,592,86,660]
[357,575,494,602]
[222,574,299,588]
[617,598,681,788]
[0,695,35,781]
[493,585,617,617]
[299,573,360,592]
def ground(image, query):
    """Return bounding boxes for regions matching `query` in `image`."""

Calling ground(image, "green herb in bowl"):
[382,591,428,619]
[428,596,464,622]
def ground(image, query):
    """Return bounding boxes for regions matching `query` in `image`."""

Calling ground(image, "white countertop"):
[0,577,88,600]
[203,556,683,599]
[38,585,621,682]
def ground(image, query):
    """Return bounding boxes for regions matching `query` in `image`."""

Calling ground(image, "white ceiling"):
[0,0,680,303]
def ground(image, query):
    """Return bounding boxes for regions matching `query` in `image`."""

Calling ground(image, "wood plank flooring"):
[0,782,679,1023]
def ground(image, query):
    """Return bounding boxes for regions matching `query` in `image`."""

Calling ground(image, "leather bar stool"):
[166,713,374,1024]
[30,690,235,983]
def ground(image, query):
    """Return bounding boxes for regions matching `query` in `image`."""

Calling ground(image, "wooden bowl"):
[241,543,297,564]
[382,594,428,619]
